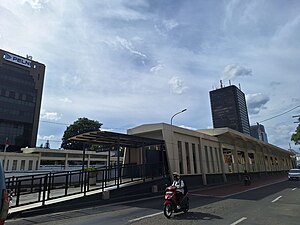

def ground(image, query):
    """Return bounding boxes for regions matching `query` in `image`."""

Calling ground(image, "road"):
[6,180,300,225]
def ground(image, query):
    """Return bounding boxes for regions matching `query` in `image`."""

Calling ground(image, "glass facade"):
[0,50,45,151]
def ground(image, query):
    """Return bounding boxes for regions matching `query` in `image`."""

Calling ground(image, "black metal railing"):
[5,162,168,208]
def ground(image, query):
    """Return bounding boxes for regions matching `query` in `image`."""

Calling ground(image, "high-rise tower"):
[250,123,268,143]
[0,49,45,151]
[209,84,250,135]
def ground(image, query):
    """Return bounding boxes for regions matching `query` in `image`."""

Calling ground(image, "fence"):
[5,162,168,208]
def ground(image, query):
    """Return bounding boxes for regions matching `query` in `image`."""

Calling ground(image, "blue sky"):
[0,0,299,151]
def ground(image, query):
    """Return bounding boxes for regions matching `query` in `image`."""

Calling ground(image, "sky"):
[0,0,299,151]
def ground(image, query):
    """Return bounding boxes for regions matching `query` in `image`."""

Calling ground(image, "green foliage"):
[61,117,102,150]
[291,118,300,145]
[84,167,97,171]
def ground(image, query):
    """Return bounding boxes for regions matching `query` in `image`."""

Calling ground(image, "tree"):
[291,117,300,145]
[61,117,102,150]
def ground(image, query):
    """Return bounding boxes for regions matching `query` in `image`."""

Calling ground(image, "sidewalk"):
[191,174,287,198]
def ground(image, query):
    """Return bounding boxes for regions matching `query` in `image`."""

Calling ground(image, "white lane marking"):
[230,217,247,225]
[129,212,163,223]
[271,196,282,203]
[292,188,297,191]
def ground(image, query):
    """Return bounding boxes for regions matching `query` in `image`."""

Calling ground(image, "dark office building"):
[0,49,45,151]
[209,85,251,135]
[250,123,268,143]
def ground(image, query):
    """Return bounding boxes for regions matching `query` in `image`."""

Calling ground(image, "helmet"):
[173,172,179,177]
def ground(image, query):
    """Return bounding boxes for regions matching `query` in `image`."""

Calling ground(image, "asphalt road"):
[6,180,300,225]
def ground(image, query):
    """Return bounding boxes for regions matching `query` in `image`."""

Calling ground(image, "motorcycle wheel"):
[183,201,189,213]
[164,203,173,219]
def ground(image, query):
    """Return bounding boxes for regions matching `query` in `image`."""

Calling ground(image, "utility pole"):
[293,115,300,123]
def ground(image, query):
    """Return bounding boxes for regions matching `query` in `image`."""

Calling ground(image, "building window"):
[185,142,191,174]
[178,141,183,174]
[270,156,274,165]
[20,160,25,170]
[12,160,18,171]
[6,160,9,171]
[215,147,220,172]
[205,146,210,173]
[28,160,33,170]
[210,147,215,173]
[192,143,197,174]
[248,153,255,164]
[237,151,245,164]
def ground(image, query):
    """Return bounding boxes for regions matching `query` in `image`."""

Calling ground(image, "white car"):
[288,169,300,180]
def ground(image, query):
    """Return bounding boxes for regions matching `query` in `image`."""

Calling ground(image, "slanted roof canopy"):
[68,131,164,148]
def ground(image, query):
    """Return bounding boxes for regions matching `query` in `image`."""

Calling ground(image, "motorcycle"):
[163,186,189,218]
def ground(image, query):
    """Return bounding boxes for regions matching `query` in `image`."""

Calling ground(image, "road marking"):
[128,212,163,223]
[230,217,247,225]
[292,188,297,191]
[271,196,282,203]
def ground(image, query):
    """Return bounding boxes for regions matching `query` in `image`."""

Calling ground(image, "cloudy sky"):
[0,0,299,151]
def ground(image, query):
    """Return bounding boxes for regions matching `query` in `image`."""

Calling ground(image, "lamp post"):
[170,108,187,175]
[171,109,187,125]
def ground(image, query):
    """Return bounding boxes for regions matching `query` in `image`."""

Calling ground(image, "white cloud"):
[246,93,270,115]
[221,64,252,81]
[40,110,62,121]
[116,36,147,59]
[150,64,164,73]
[162,19,179,31]
[22,0,49,10]
[59,98,72,103]
[268,123,296,149]
[168,77,187,95]
[38,134,55,140]
[179,125,197,130]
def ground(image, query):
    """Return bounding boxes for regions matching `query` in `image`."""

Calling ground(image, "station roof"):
[68,130,164,148]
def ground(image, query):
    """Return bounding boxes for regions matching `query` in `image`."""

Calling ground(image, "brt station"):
[69,123,294,188]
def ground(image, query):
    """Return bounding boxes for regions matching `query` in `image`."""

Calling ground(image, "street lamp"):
[170,109,187,174]
[171,108,187,125]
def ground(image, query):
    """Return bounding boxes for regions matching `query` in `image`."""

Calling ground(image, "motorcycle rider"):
[243,170,251,185]
[171,172,185,209]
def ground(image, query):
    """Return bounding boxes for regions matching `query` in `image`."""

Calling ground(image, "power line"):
[258,104,300,123]
[40,120,126,131]
[40,120,69,126]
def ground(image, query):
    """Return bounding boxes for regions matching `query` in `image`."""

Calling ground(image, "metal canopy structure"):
[68,131,166,189]
[68,130,164,148]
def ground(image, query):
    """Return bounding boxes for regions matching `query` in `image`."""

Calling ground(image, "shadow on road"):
[172,211,223,221]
